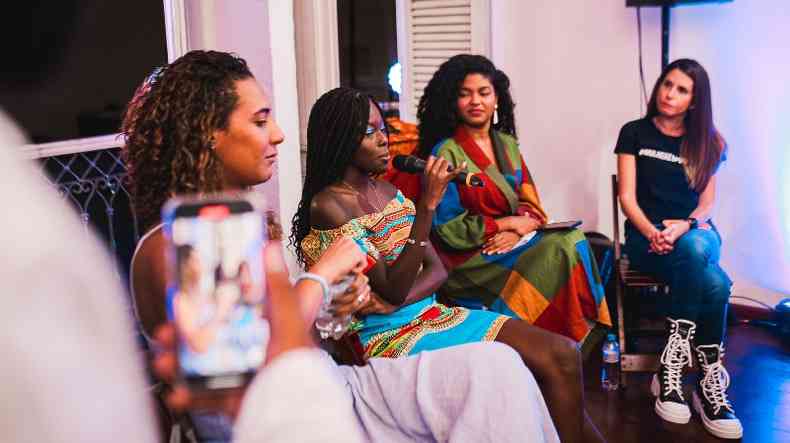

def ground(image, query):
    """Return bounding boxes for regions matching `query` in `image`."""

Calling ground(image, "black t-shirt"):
[614,117,724,229]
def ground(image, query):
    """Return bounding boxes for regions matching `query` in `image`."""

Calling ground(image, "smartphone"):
[162,194,269,390]
[538,220,583,231]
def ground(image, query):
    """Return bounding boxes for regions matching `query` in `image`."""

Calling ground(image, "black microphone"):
[392,155,484,187]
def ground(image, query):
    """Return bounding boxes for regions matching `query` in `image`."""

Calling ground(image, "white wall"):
[670,0,790,305]
[266,0,303,274]
[491,0,661,240]
[490,0,788,305]
[185,0,303,273]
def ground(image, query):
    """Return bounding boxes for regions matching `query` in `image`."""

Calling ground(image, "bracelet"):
[405,238,428,247]
[295,272,331,307]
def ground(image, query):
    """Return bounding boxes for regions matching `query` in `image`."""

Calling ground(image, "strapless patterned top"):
[301,189,415,267]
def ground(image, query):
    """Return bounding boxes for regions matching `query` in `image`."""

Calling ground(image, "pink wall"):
[670,0,790,303]
[491,0,788,304]
[491,0,662,236]
[185,0,280,214]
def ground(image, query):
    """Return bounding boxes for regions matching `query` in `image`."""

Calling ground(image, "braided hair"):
[290,87,386,266]
[122,50,253,232]
[416,54,517,158]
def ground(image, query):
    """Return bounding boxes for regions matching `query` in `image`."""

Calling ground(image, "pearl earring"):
[493,104,499,125]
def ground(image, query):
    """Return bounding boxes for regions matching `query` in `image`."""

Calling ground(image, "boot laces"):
[699,352,734,415]
[659,329,693,398]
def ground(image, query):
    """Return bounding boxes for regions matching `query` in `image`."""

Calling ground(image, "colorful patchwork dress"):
[429,127,611,345]
[300,190,510,359]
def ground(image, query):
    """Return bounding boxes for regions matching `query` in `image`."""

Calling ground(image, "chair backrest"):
[611,174,622,261]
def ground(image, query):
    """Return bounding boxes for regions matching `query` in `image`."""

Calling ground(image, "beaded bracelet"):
[295,272,331,307]
[405,238,428,247]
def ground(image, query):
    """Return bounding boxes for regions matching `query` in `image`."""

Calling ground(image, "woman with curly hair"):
[124,50,287,442]
[123,51,281,343]
[293,87,605,443]
[413,54,611,347]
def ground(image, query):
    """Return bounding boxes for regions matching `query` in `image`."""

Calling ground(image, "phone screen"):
[163,196,269,389]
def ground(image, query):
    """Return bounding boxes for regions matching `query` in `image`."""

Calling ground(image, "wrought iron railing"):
[37,147,139,283]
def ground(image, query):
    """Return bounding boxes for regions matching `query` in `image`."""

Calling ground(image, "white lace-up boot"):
[693,344,743,439]
[650,318,696,424]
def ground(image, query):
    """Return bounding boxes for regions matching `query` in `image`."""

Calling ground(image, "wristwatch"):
[686,217,699,230]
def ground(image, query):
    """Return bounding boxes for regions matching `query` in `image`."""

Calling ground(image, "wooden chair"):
[611,175,670,387]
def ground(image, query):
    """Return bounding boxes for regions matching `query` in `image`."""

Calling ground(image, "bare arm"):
[689,175,717,223]
[313,158,459,306]
[659,175,718,244]
[401,241,447,306]
[173,292,232,353]
[363,200,436,305]
[367,158,460,305]
[131,229,169,339]
[617,154,661,239]
[311,199,429,306]
[294,236,369,325]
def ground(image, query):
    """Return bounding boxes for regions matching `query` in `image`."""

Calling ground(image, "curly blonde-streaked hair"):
[122,50,254,232]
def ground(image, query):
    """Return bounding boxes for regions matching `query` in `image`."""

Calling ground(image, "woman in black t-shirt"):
[615,59,742,439]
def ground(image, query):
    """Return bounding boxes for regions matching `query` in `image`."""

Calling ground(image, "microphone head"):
[392,155,424,173]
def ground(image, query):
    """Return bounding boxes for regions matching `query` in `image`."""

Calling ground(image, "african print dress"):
[430,127,611,345]
[300,190,509,359]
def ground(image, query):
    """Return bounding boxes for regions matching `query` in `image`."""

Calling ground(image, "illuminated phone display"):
[163,196,269,389]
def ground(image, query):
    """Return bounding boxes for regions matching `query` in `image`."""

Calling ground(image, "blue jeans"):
[625,225,732,346]
[190,411,232,443]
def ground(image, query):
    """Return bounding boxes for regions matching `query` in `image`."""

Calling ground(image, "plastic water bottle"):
[601,333,621,391]
[314,275,355,340]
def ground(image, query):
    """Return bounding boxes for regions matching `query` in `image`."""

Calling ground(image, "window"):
[396,0,490,122]
[12,0,186,158]
[338,0,399,103]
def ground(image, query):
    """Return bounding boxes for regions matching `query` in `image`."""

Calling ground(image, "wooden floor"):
[583,324,790,443]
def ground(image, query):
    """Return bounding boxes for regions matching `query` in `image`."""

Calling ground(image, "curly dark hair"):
[122,50,253,232]
[416,54,517,158]
[289,87,386,267]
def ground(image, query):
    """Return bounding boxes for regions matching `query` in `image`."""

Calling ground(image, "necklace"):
[339,178,387,212]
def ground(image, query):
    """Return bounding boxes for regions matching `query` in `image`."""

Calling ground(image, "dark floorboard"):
[584,324,790,443]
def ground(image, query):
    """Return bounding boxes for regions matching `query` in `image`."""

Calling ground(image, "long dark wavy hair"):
[647,58,726,192]
[289,87,386,267]
[416,54,517,158]
[122,50,253,232]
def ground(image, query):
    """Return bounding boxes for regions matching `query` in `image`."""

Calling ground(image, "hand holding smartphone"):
[163,194,269,390]
[152,240,318,419]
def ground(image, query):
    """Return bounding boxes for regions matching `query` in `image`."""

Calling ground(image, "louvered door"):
[396,0,490,122]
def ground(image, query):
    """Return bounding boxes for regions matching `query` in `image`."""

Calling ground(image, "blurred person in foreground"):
[0,2,156,441]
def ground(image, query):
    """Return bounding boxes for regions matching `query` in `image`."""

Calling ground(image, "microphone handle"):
[455,170,484,187]
[405,156,483,187]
